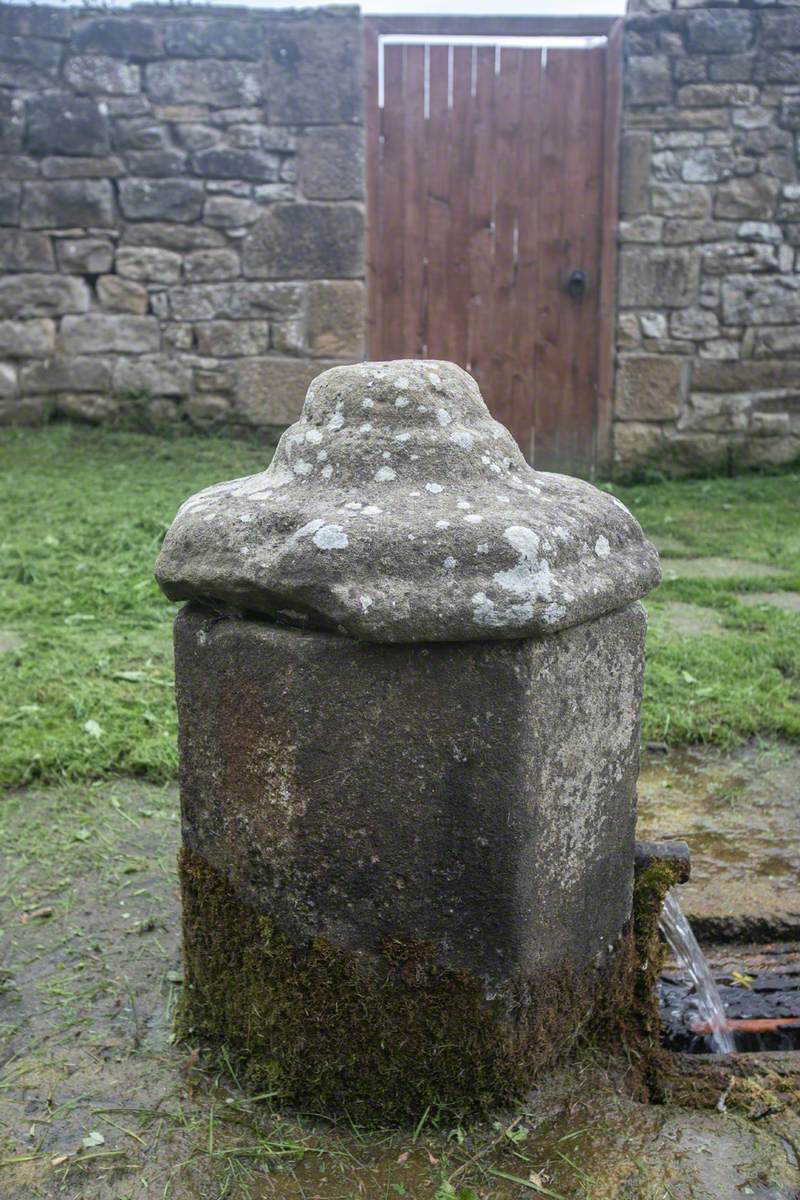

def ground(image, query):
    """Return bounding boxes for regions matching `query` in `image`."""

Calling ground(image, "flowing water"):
[659,888,736,1055]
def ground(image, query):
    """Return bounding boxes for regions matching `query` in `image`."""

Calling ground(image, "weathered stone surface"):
[55,393,120,424]
[64,54,140,95]
[73,18,162,61]
[242,204,363,279]
[194,320,269,357]
[21,180,114,230]
[56,238,114,275]
[0,318,54,358]
[191,147,280,182]
[26,95,109,158]
[626,56,672,106]
[163,18,262,61]
[203,195,260,229]
[174,595,644,975]
[124,150,187,178]
[96,274,149,315]
[121,222,226,252]
[686,11,754,55]
[701,240,779,275]
[0,179,19,225]
[754,51,800,85]
[619,131,652,217]
[0,362,16,397]
[616,355,687,421]
[41,156,125,180]
[264,12,361,124]
[0,230,53,272]
[669,307,720,340]
[183,392,231,425]
[20,354,113,394]
[116,246,181,284]
[0,394,51,426]
[230,356,331,426]
[113,354,191,397]
[146,60,261,109]
[119,178,204,223]
[714,174,780,220]
[747,325,800,358]
[307,280,364,359]
[300,127,363,201]
[0,32,61,83]
[651,183,711,218]
[112,118,168,152]
[183,249,240,283]
[157,360,659,639]
[721,276,800,326]
[619,215,664,243]
[0,274,90,318]
[60,313,160,355]
[167,281,303,322]
[619,247,700,307]
[0,7,70,39]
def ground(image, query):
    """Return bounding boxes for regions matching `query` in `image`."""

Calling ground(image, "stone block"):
[737,221,782,244]
[651,182,711,218]
[0,274,89,319]
[41,156,125,179]
[64,55,140,96]
[203,196,262,229]
[686,11,754,54]
[117,246,182,284]
[755,53,800,85]
[619,215,664,243]
[677,394,750,433]
[0,394,53,426]
[57,238,114,275]
[264,11,361,124]
[194,321,269,357]
[73,17,163,60]
[779,97,800,131]
[146,60,261,108]
[191,147,280,182]
[163,18,262,61]
[59,313,160,355]
[0,362,16,397]
[167,281,304,322]
[619,131,652,216]
[626,55,672,106]
[619,247,700,308]
[714,175,780,220]
[708,55,754,84]
[119,179,205,223]
[669,308,719,340]
[0,8,71,39]
[616,355,687,421]
[0,318,54,358]
[0,33,61,78]
[21,181,114,230]
[20,354,113,394]
[233,356,336,425]
[748,326,800,358]
[124,150,187,178]
[242,204,363,280]
[678,83,757,107]
[112,118,168,152]
[0,180,19,225]
[693,359,800,393]
[307,280,365,358]
[183,393,231,425]
[739,434,800,468]
[183,250,241,283]
[96,275,149,314]
[121,222,226,252]
[26,95,110,158]
[722,277,800,327]
[56,393,120,424]
[762,13,800,50]
[701,240,779,275]
[113,354,191,397]
[174,123,219,152]
[681,146,735,183]
[613,420,667,470]
[300,127,363,201]
[0,231,54,272]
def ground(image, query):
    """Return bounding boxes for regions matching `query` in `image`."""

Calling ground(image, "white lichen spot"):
[464,513,483,524]
[394,431,411,442]
[427,371,443,387]
[394,396,410,408]
[360,422,373,433]
[594,535,611,558]
[360,595,373,613]
[395,375,410,390]
[238,512,253,523]
[374,466,396,482]
[417,405,428,413]
[362,398,374,409]
[425,482,444,494]
[312,524,348,550]
[476,543,489,554]
[443,556,457,569]
[382,450,391,459]
[305,428,323,445]
[345,501,363,510]
[321,464,333,480]
[435,408,452,427]
[316,450,328,462]
[496,494,510,503]
[409,490,421,497]
[327,411,345,431]
[292,518,326,543]
[292,459,313,476]
[494,525,553,602]
[361,505,382,516]
[543,602,567,625]
[240,546,251,556]
[450,431,474,451]
[435,519,450,529]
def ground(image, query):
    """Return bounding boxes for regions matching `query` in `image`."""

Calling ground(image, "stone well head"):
[157,360,661,1120]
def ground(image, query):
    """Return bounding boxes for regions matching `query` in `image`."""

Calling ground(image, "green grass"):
[0,425,798,788]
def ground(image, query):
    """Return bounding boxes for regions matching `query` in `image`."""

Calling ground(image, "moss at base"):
[177,848,678,1123]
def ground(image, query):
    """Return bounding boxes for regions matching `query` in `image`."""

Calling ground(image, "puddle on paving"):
[637,743,800,940]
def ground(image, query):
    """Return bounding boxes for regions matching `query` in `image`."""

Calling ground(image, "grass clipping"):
[177,847,681,1123]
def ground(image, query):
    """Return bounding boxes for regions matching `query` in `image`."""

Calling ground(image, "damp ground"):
[1,776,799,1200]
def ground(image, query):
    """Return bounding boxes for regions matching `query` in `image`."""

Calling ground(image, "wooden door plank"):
[465,47,496,406]
[423,44,452,362]
[364,21,381,357]
[401,44,427,359]
[595,20,624,477]
[446,46,474,368]
[378,43,407,357]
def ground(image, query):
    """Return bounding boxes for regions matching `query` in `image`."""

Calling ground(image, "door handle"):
[566,269,587,299]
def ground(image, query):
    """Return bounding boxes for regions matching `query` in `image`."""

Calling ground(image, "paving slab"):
[738,591,800,615]
[655,601,726,637]
[659,557,789,580]
[638,743,800,941]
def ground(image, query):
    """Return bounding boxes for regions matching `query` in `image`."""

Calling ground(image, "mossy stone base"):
[177,848,681,1123]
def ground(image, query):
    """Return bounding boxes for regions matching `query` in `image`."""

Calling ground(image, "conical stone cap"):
[156,360,660,641]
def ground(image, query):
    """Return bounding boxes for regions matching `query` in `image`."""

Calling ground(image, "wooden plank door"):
[365,26,621,477]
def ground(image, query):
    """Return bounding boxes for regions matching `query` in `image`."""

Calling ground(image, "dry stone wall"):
[0,3,364,432]
[616,0,800,474]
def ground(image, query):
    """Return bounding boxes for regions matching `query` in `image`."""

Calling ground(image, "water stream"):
[659,888,736,1055]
